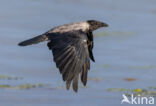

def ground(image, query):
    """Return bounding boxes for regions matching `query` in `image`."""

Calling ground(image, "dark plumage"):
[18,20,108,92]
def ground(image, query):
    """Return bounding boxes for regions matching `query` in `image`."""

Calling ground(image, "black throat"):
[86,30,93,41]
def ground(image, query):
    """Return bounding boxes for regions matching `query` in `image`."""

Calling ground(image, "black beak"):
[101,22,108,27]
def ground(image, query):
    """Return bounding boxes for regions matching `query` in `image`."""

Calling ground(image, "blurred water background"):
[0,0,156,106]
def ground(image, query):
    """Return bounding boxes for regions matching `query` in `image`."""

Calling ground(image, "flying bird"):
[18,20,108,92]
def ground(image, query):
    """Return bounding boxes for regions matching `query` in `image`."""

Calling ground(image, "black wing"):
[87,31,95,62]
[47,31,90,92]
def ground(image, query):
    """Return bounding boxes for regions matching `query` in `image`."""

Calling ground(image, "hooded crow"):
[18,20,108,92]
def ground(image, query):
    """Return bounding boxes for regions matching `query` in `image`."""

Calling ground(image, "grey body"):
[18,20,108,92]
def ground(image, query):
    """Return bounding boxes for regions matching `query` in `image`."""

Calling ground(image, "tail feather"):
[18,35,48,46]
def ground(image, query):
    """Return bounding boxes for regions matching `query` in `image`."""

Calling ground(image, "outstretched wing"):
[87,31,95,62]
[47,31,90,92]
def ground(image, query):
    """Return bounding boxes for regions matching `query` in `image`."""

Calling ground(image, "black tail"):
[18,35,48,46]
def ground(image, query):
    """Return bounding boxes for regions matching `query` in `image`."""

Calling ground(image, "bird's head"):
[87,20,108,31]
